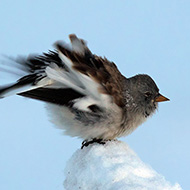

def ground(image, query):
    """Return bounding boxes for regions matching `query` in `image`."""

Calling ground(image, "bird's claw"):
[81,139,107,149]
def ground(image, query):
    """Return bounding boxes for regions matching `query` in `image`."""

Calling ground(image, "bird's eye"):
[144,92,152,97]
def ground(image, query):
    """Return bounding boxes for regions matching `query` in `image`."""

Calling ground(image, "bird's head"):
[126,74,169,117]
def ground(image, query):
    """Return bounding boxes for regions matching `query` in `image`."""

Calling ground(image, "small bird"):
[0,34,169,147]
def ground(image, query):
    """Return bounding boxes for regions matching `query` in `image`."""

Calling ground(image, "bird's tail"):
[0,54,51,98]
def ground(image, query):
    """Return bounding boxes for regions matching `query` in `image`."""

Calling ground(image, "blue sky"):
[0,0,189,189]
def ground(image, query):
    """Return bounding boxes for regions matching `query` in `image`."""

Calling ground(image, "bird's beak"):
[155,93,170,102]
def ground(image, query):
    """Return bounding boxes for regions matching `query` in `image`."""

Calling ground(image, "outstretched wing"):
[0,34,125,112]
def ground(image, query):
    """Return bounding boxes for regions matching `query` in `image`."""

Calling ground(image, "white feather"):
[58,51,104,100]
[0,84,33,98]
[0,76,54,98]
[72,96,99,111]
[0,83,46,98]
[45,66,86,94]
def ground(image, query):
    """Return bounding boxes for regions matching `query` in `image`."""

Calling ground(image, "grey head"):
[125,74,169,118]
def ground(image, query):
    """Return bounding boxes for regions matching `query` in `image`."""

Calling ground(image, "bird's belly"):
[46,103,123,140]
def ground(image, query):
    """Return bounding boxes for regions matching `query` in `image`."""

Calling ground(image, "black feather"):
[0,74,39,97]
[14,50,64,74]
[18,88,84,105]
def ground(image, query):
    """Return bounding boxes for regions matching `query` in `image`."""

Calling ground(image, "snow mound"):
[64,140,182,190]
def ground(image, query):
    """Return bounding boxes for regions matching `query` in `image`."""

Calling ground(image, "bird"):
[0,34,169,147]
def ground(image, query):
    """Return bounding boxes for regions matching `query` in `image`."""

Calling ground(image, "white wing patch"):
[43,50,112,112]
[45,66,85,94]
[58,51,102,98]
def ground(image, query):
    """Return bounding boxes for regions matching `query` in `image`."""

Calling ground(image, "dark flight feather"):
[19,88,84,105]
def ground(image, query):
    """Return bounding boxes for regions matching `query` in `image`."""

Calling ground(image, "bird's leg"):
[81,138,107,149]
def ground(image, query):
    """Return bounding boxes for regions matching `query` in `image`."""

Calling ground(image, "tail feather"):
[0,74,46,98]
[0,83,33,98]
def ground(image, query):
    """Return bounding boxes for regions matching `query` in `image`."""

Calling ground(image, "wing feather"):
[0,34,125,110]
[55,35,125,107]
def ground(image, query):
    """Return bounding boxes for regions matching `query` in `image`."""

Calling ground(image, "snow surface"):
[64,140,182,190]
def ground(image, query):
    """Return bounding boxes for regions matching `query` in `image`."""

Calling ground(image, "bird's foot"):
[81,138,108,149]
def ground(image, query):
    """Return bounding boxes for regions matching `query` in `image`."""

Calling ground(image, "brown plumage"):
[56,37,125,107]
